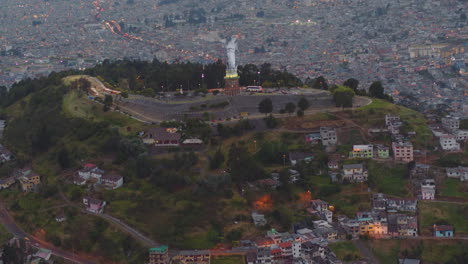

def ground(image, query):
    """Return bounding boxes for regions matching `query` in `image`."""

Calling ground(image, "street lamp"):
[257,71,261,86]
[253,140,257,152]
[282,154,286,167]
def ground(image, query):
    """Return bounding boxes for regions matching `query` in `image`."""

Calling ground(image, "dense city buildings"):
[1,0,466,115]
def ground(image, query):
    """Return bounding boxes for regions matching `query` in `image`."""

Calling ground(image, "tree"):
[368,81,385,99]
[57,147,71,169]
[209,149,225,170]
[297,109,304,117]
[297,97,310,111]
[285,102,296,115]
[343,78,359,92]
[313,76,328,90]
[332,86,355,107]
[258,98,273,116]
[263,114,278,128]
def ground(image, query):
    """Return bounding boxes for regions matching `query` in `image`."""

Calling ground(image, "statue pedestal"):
[224,76,241,96]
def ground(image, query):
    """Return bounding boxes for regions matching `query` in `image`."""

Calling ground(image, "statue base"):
[224,76,241,96]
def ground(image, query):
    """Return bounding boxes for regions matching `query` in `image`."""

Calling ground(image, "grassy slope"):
[367,160,411,197]
[367,239,468,264]
[211,255,246,264]
[329,241,362,261]
[62,89,147,136]
[418,201,468,236]
[352,99,433,148]
[439,179,468,199]
[2,80,150,263]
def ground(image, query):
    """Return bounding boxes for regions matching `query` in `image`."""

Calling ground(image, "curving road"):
[0,204,96,264]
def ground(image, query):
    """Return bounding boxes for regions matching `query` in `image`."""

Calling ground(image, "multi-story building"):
[358,220,388,238]
[320,127,337,146]
[349,145,374,158]
[446,166,468,181]
[342,164,368,182]
[392,141,414,162]
[455,130,468,141]
[420,179,435,200]
[310,199,333,223]
[385,114,402,134]
[441,116,459,132]
[19,172,41,192]
[176,250,210,264]
[149,245,169,264]
[439,135,460,151]
[376,145,390,158]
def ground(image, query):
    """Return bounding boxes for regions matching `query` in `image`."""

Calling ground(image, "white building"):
[421,179,435,200]
[446,167,468,181]
[439,135,460,151]
[441,116,459,132]
[320,127,337,146]
[455,130,468,141]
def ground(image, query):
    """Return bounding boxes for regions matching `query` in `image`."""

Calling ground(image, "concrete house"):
[420,179,435,200]
[83,197,106,214]
[392,141,414,162]
[320,127,337,146]
[101,173,123,190]
[439,135,460,151]
[433,225,454,237]
[144,127,181,146]
[349,145,374,158]
[446,166,468,181]
[376,145,390,158]
[342,164,368,182]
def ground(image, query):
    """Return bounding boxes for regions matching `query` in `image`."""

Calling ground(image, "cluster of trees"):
[86,59,226,93]
[258,97,310,117]
[216,119,255,138]
[86,60,304,97]
[238,63,302,87]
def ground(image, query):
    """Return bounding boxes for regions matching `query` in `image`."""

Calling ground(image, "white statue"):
[225,35,238,74]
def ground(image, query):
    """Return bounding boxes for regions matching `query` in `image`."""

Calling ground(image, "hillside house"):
[433,225,454,237]
[310,199,333,223]
[0,145,12,163]
[55,212,66,223]
[305,132,321,145]
[144,128,181,146]
[320,127,337,146]
[349,145,374,158]
[343,164,368,182]
[420,179,435,200]
[0,177,16,190]
[455,130,468,141]
[441,116,459,132]
[385,114,402,134]
[101,173,123,190]
[149,245,169,264]
[392,141,414,162]
[446,166,468,181]
[252,211,267,227]
[327,154,340,169]
[78,163,104,181]
[176,250,210,264]
[83,197,106,214]
[19,172,40,192]
[289,152,314,166]
[376,145,390,158]
[439,135,460,151]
